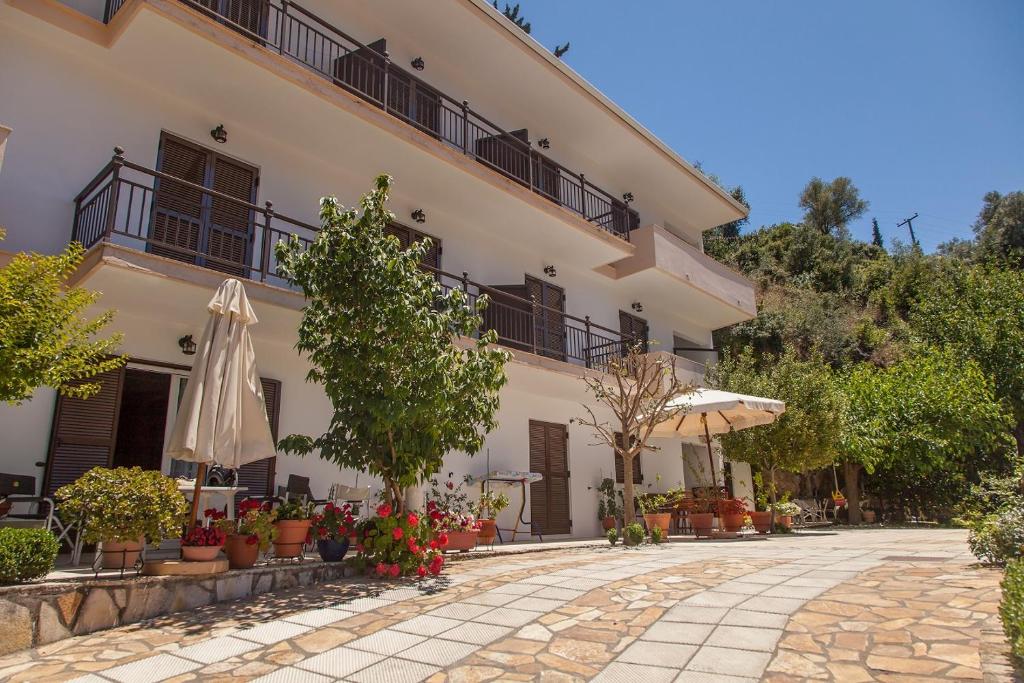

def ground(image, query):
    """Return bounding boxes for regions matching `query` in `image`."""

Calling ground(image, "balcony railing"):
[103,0,638,241]
[72,150,641,369]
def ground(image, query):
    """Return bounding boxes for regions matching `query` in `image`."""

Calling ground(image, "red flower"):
[318,527,328,539]
[375,562,387,576]
[416,565,427,577]
[345,514,354,524]
[355,543,364,553]
[324,502,335,512]
[392,527,404,541]
[245,534,258,545]
[406,513,419,526]
[426,501,437,512]
[407,539,419,553]
[389,563,401,577]
[429,539,438,550]
[445,480,455,490]
[376,503,392,517]
[429,510,442,522]
[437,533,449,547]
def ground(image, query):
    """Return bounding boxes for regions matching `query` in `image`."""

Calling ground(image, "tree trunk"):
[1015,419,1024,460]
[622,451,636,526]
[844,462,862,525]
[768,467,777,531]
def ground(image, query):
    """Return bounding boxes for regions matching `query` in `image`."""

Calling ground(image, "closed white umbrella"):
[652,389,786,484]
[165,279,277,528]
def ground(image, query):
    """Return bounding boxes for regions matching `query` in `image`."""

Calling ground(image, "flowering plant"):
[717,498,748,515]
[311,502,355,542]
[214,498,277,551]
[275,498,316,521]
[354,508,445,578]
[182,524,226,547]
[769,500,801,517]
[474,490,510,520]
[425,475,479,532]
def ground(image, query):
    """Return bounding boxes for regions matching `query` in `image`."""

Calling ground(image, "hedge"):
[0,528,59,584]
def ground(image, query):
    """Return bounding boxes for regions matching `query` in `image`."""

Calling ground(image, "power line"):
[896,213,920,248]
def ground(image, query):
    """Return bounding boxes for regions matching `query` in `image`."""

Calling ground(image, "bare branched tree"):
[575,345,695,525]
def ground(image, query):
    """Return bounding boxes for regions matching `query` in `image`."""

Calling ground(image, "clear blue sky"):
[517,1,1024,252]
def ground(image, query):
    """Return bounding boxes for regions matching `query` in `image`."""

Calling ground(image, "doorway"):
[112,369,171,471]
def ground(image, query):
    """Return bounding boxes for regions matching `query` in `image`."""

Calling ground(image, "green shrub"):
[650,526,665,544]
[606,528,618,546]
[0,528,59,584]
[624,523,645,546]
[1001,559,1024,662]
[969,508,1024,564]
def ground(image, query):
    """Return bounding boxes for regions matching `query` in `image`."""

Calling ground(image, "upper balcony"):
[101,0,639,243]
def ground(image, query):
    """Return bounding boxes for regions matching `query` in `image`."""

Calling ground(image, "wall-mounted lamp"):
[631,301,644,313]
[536,138,550,149]
[411,209,426,224]
[410,57,425,71]
[622,192,634,205]
[178,334,197,356]
[210,124,227,144]
[543,264,557,278]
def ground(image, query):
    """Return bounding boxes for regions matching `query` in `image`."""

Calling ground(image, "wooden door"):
[527,276,566,361]
[43,368,125,497]
[619,310,649,354]
[234,377,280,501]
[529,420,570,535]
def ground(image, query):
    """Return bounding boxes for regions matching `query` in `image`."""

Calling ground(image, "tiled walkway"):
[0,529,1015,682]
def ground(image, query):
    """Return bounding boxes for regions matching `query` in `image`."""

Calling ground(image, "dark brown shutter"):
[43,368,126,498]
[613,432,643,485]
[385,222,441,269]
[619,310,649,353]
[207,156,256,276]
[529,420,570,535]
[235,378,280,500]
[151,136,206,263]
[527,276,565,361]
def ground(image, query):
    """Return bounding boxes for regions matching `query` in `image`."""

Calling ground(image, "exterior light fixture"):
[178,334,197,356]
[622,192,634,205]
[631,301,644,313]
[543,264,557,278]
[536,138,550,149]
[210,124,227,144]
[411,209,426,223]
[411,57,425,71]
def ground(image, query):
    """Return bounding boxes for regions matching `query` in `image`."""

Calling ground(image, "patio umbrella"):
[652,389,786,485]
[165,279,277,529]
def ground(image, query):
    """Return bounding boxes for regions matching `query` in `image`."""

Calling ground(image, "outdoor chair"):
[794,498,828,525]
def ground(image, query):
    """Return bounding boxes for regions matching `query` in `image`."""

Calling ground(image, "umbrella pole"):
[703,416,716,487]
[189,463,208,532]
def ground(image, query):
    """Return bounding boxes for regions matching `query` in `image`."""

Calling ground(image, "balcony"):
[72,151,642,370]
[102,0,638,242]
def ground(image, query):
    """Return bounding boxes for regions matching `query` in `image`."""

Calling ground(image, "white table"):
[176,483,248,520]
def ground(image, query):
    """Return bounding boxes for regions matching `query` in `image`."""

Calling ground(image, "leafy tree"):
[275,176,510,514]
[839,348,1012,523]
[574,346,694,525]
[871,218,884,249]
[973,191,1024,267]
[0,230,124,404]
[703,185,750,261]
[709,349,843,526]
[799,176,869,236]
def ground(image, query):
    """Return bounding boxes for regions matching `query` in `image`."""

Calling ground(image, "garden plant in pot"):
[216,498,276,569]
[425,476,479,552]
[637,492,672,538]
[718,497,748,533]
[56,467,188,569]
[690,495,717,538]
[749,473,773,533]
[770,499,800,529]
[272,498,315,559]
[181,513,226,562]
[311,502,354,562]
[596,477,622,531]
[475,489,510,546]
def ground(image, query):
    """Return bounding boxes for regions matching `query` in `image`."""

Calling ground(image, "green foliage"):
[596,477,621,520]
[475,490,510,519]
[275,176,509,511]
[969,508,1024,565]
[871,218,884,249]
[623,522,645,546]
[56,467,189,544]
[274,498,315,521]
[1001,559,1024,662]
[0,231,124,404]
[353,510,444,577]
[650,525,665,544]
[606,528,618,546]
[636,492,669,515]
[216,500,277,552]
[798,176,869,236]
[0,528,59,584]
[972,191,1024,267]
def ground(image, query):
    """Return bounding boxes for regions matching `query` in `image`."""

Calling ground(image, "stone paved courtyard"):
[0,529,1017,682]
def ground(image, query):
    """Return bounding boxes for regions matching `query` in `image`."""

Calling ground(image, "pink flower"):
[392,527,404,541]
[389,563,401,577]
[406,513,419,526]
[445,481,455,490]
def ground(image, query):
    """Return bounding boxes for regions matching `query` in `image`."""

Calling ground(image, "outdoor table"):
[176,482,247,520]
[467,470,542,543]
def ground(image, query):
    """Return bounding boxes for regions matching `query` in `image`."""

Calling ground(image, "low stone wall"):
[0,560,355,655]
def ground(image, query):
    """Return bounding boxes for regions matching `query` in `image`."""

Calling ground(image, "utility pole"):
[897,213,919,248]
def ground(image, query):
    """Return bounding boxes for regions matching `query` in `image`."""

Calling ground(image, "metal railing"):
[103,0,638,240]
[72,150,641,369]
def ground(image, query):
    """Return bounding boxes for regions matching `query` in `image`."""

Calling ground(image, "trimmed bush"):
[650,526,665,544]
[1002,559,1024,662]
[0,528,59,584]
[606,528,618,546]
[969,507,1024,565]
[624,522,645,546]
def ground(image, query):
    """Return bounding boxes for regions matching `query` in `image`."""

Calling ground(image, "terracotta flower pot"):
[643,512,672,536]
[749,511,772,534]
[720,513,745,533]
[779,515,793,529]
[101,538,144,569]
[316,537,350,562]
[446,530,479,551]
[476,519,498,545]
[181,545,223,562]
[689,513,715,538]
[601,516,616,531]
[225,534,260,569]
[861,510,876,524]
[273,519,311,558]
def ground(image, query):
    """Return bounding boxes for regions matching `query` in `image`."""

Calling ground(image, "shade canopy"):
[165,279,276,470]
[652,388,786,438]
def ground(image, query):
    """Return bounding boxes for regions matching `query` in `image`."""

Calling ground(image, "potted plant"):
[596,478,621,531]
[311,502,355,562]
[217,499,276,569]
[623,522,645,546]
[638,493,671,537]
[860,501,877,524]
[181,523,226,562]
[718,497,747,533]
[56,467,188,569]
[749,473,773,534]
[272,498,314,559]
[770,499,800,529]
[690,495,716,538]
[475,490,510,545]
[426,476,480,551]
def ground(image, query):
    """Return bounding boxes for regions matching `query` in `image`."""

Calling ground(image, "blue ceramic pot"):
[316,537,350,562]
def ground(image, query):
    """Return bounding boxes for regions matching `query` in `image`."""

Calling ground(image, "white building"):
[0,0,757,539]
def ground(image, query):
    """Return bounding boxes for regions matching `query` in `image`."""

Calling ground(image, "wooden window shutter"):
[151,136,207,263]
[526,276,566,361]
[529,420,571,535]
[619,310,649,353]
[43,367,126,497]
[613,432,643,485]
[207,156,257,276]
[235,377,280,500]
[385,222,441,269]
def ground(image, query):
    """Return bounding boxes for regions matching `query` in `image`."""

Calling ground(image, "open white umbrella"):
[165,279,277,528]
[652,389,786,484]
